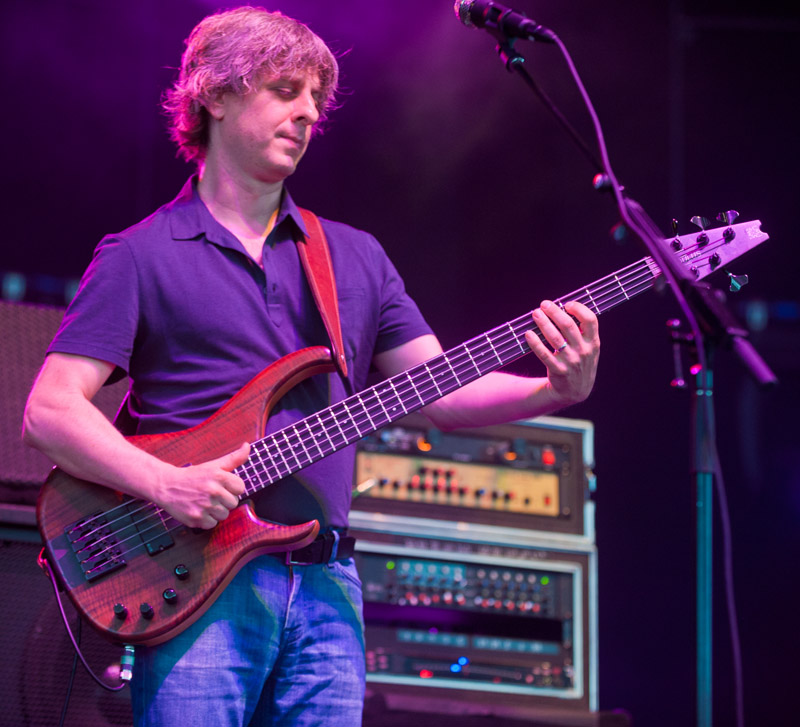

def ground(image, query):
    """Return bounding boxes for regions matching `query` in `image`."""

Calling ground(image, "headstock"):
[668,214,768,287]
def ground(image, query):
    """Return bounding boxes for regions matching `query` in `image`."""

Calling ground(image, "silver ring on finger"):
[553,341,569,354]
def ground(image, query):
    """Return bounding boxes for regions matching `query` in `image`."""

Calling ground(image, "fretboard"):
[234,254,662,496]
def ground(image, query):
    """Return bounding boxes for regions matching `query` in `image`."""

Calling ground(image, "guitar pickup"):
[65,511,127,582]
[126,502,175,555]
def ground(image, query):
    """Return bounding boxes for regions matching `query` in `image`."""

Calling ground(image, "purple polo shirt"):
[48,177,432,528]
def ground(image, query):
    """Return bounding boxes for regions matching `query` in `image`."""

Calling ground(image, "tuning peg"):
[690,215,711,247]
[726,270,749,293]
[716,210,739,226]
[715,210,740,241]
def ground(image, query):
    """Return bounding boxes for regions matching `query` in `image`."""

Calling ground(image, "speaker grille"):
[0,535,133,726]
[0,301,127,505]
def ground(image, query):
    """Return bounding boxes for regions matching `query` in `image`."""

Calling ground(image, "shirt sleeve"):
[47,236,140,379]
[368,236,433,355]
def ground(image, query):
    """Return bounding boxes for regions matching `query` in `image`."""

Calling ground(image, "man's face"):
[208,72,322,184]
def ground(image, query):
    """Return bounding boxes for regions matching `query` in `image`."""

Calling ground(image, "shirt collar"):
[168,175,307,248]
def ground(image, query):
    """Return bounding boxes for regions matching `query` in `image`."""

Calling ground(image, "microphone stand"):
[483,25,777,727]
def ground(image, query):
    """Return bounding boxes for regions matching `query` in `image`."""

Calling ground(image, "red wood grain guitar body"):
[37,347,334,645]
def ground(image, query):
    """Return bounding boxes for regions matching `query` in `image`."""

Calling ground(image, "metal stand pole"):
[693,354,715,727]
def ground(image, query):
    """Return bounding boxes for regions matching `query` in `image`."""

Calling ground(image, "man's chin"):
[255,157,301,184]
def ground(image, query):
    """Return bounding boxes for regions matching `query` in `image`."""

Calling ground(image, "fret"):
[614,274,630,300]
[275,432,299,470]
[244,469,260,497]
[356,392,377,430]
[290,423,312,463]
[476,343,493,373]
[325,407,349,446]
[247,446,268,492]
[585,288,600,315]
[341,399,363,438]
[508,321,527,356]
[262,436,283,479]
[233,463,248,489]
[370,386,393,424]
[431,358,456,396]
[313,412,336,452]
[384,381,407,417]
[464,345,482,376]
[478,342,497,369]
[444,355,462,387]
[485,333,503,366]
[410,370,429,407]
[424,362,443,398]
[303,419,325,459]
[234,458,252,487]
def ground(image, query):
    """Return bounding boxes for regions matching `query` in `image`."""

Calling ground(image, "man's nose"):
[293,88,320,125]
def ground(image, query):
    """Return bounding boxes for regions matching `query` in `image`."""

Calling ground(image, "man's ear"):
[205,93,226,121]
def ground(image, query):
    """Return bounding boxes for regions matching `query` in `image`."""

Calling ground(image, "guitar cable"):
[38,548,131,696]
[57,617,79,727]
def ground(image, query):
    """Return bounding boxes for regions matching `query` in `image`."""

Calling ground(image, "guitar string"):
[247,259,653,448]
[73,465,277,571]
[63,228,737,565]
[238,258,662,488]
[79,255,656,535]
[77,461,301,574]
[69,497,167,554]
[74,256,664,568]
[220,260,658,504]
[71,254,676,565]
[68,225,742,570]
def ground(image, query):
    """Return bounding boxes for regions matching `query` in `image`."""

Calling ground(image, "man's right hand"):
[156,442,251,529]
[24,353,252,531]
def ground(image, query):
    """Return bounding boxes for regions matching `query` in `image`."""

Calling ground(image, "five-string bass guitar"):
[37,217,768,645]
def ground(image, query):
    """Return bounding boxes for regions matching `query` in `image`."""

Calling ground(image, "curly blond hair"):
[162,6,339,164]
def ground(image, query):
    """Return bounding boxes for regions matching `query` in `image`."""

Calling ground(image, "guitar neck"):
[237,255,661,495]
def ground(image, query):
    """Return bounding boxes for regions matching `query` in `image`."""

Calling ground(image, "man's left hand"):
[526,299,600,406]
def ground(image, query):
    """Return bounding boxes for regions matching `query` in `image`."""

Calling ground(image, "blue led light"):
[1,273,26,301]
[457,656,469,666]
[450,664,462,673]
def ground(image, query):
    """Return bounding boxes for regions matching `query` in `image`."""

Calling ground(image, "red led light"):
[419,669,434,679]
[542,449,556,466]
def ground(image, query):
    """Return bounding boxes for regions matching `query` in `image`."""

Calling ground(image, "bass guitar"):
[37,218,768,645]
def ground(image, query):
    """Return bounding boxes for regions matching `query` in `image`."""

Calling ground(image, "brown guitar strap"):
[295,208,348,380]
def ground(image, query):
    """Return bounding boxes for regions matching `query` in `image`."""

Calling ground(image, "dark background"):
[2,1,798,725]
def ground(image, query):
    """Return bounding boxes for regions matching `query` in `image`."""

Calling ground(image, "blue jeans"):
[130,554,365,726]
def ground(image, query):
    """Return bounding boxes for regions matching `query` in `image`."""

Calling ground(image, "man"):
[23,7,600,726]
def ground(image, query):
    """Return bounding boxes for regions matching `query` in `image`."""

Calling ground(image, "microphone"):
[453,0,555,43]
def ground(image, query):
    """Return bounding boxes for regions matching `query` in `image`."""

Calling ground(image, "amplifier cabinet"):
[351,414,595,542]
[351,526,598,714]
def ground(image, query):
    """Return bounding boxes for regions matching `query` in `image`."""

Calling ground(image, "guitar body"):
[37,346,335,646]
